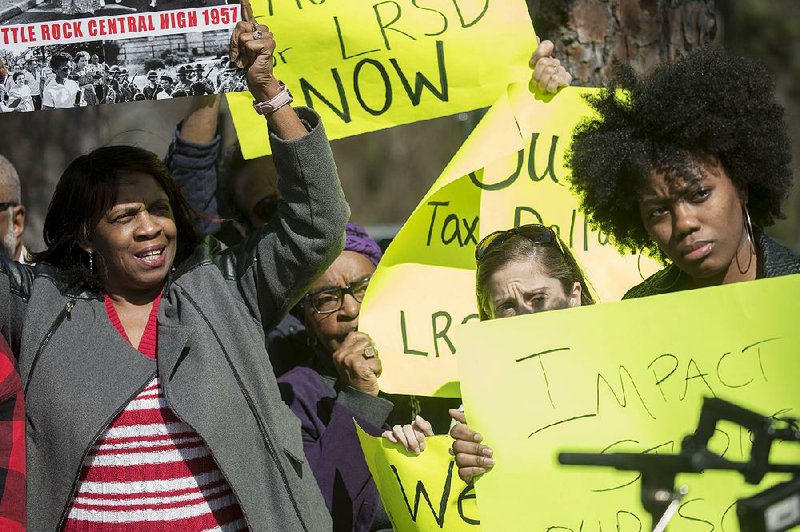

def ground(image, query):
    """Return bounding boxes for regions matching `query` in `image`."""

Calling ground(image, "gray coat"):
[1,108,347,531]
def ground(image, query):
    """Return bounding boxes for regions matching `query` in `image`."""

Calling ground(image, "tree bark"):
[529,0,717,86]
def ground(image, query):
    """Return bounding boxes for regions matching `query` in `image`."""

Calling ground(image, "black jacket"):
[623,230,800,299]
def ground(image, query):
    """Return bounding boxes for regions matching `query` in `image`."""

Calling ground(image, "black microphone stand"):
[558,398,800,531]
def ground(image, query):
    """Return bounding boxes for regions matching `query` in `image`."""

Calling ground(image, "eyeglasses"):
[475,224,560,261]
[0,201,18,211]
[304,276,371,314]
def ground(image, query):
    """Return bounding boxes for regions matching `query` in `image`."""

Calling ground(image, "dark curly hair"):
[567,46,793,261]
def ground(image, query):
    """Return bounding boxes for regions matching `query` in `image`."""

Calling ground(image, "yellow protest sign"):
[359,83,660,397]
[356,423,479,530]
[228,0,536,158]
[456,275,800,530]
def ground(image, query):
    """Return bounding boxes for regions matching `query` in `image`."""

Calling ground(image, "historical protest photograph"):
[0,0,798,530]
[0,0,243,112]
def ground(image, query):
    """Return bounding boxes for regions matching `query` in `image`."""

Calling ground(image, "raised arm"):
[164,95,222,236]
[222,18,349,330]
[229,9,307,141]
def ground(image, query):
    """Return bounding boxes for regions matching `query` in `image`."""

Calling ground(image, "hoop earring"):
[744,206,756,255]
[736,206,756,275]
[636,250,646,281]
[655,264,682,293]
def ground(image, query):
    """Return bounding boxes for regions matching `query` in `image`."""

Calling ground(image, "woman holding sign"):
[567,47,800,296]
[3,14,345,530]
[448,41,590,483]
[449,223,594,482]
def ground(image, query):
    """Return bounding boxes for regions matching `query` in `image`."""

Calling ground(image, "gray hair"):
[0,155,21,202]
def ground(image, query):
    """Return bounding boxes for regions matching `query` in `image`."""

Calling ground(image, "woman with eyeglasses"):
[277,222,432,531]
[449,224,594,482]
[568,47,799,298]
[168,101,436,524]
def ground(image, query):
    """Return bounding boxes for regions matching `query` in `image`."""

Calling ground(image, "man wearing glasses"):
[0,156,25,264]
[42,53,85,109]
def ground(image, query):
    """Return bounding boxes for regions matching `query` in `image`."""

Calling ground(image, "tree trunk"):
[529,0,717,86]
[714,0,800,250]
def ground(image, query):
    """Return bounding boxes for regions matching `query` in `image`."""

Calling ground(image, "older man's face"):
[0,209,14,259]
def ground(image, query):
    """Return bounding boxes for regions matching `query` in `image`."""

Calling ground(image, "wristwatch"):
[252,82,293,115]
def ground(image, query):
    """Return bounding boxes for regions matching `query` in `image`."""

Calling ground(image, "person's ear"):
[10,204,24,241]
[300,299,315,330]
[76,226,93,254]
[737,182,749,207]
[568,282,582,308]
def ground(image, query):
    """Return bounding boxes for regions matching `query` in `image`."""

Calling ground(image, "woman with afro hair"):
[567,46,800,298]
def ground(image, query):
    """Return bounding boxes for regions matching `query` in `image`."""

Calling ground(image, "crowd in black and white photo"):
[0,45,245,112]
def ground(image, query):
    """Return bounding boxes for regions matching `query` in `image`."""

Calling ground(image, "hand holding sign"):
[530,39,572,93]
[382,415,434,455]
[229,0,260,68]
[357,424,481,531]
[449,408,494,482]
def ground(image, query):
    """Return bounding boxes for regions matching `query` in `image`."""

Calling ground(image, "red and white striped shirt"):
[64,294,246,530]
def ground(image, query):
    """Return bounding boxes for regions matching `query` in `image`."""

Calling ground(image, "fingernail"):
[474,434,483,443]
[484,458,495,467]
[482,447,493,457]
